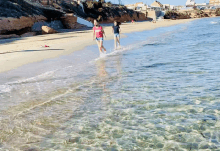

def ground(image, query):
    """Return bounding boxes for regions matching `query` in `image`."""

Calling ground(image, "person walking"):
[93,20,106,55]
[112,21,121,50]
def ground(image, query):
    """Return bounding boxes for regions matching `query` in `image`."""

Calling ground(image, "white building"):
[195,3,209,6]
[163,4,175,10]
[163,4,170,9]
[170,5,175,9]
[186,0,195,6]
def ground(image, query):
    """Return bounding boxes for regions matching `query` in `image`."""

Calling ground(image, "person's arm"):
[112,26,114,33]
[102,27,106,38]
[93,28,95,40]
[102,29,106,38]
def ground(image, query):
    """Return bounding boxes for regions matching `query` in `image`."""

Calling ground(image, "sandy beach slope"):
[0,19,196,73]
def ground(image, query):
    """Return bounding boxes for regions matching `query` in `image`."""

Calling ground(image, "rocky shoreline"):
[0,0,148,39]
[2,0,219,40]
[164,8,220,19]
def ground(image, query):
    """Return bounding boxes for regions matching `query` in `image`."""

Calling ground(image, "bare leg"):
[96,41,102,54]
[116,36,120,48]
[114,37,117,49]
[100,41,106,52]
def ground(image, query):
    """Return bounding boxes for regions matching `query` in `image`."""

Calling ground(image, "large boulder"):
[164,11,190,19]
[138,13,147,20]
[104,11,146,23]
[0,0,64,19]
[0,15,47,34]
[0,17,34,31]
[61,14,77,29]
[42,26,58,34]
[190,12,197,18]
[32,20,64,32]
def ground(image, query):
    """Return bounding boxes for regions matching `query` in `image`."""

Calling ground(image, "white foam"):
[5,65,74,86]
[211,21,218,24]
[99,52,107,58]
[0,65,75,94]
[91,40,155,63]
[0,71,55,94]
[91,46,126,62]
[0,84,11,93]
[7,70,56,85]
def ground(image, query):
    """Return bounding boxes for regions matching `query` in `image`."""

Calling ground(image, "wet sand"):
[0,19,197,73]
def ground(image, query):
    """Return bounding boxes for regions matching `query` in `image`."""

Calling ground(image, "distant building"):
[163,4,170,9]
[125,3,136,10]
[126,5,135,10]
[170,5,175,9]
[210,0,220,6]
[125,2,147,11]
[163,4,176,10]
[151,1,163,8]
[176,5,185,10]
[186,0,195,7]
[195,3,209,6]
[135,2,145,7]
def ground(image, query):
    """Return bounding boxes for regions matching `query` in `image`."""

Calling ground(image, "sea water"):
[0,17,220,150]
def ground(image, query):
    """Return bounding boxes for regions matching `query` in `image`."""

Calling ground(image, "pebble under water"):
[0,18,220,150]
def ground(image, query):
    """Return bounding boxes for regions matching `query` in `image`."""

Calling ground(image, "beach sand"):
[0,19,196,73]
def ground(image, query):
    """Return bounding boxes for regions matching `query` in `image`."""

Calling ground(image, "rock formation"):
[0,16,47,34]
[42,26,58,34]
[0,0,64,36]
[61,14,78,29]
[164,11,191,19]
[164,9,218,20]
[0,0,147,39]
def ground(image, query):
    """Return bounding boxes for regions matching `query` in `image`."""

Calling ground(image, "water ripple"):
[1,18,220,150]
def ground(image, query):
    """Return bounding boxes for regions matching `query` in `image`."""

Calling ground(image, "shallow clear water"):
[1,18,220,150]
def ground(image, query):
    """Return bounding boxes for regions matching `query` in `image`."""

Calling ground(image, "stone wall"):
[147,10,163,20]
[147,10,157,20]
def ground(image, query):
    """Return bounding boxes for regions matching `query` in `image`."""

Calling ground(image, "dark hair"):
[114,21,120,26]
[94,20,100,26]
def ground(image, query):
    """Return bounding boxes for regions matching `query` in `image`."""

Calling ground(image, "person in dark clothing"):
[112,21,121,49]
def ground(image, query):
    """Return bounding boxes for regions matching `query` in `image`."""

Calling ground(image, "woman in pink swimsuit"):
[93,20,106,54]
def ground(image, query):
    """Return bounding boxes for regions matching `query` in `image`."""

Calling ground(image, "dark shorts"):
[96,37,103,41]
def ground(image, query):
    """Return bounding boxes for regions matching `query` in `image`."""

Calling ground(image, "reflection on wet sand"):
[95,55,122,104]
[96,59,108,78]
[95,59,109,103]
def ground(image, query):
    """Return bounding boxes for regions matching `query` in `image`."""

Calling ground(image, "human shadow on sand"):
[0,49,64,54]
[0,27,93,45]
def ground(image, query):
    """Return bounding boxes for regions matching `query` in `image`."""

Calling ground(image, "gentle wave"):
[211,21,218,24]
[1,18,220,150]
